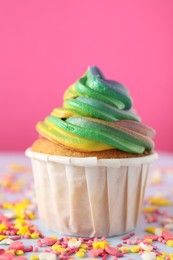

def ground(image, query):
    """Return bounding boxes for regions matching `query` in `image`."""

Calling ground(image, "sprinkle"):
[68,238,81,248]
[144,235,158,241]
[15,250,24,255]
[0,253,14,259]
[0,238,13,245]
[39,252,56,260]
[162,231,173,240]
[89,248,103,257]
[9,241,25,251]
[75,251,85,257]
[155,228,163,237]
[30,255,39,260]
[141,252,156,260]
[130,245,140,253]
[121,234,131,240]
[166,240,173,247]
[42,237,57,246]
[92,241,109,250]
[139,242,153,251]
[105,246,118,255]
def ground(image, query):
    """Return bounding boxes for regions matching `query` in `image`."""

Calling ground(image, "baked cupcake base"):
[32,138,151,159]
[26,148,157,237]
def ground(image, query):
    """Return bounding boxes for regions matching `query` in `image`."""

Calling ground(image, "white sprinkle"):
[0,238,14,245]
[164,223,173,230]
[139,242,153,251]
[154,228,163,237]
[68,239,81,248]
[39,252,56,260]
[141,252,156,260]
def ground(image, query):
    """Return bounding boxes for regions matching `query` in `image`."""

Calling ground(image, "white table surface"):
[0,151,173,259]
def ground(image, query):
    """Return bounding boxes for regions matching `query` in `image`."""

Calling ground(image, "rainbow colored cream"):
[36,66,155,154]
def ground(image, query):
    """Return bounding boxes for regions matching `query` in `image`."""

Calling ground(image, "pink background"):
[0,0,173,152]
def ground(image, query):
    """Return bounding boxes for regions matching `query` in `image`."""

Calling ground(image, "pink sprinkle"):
[158,237,163,242]
[0,249,5,255]
[144,234,158,241]
[153,245,158,250]
[24,234,30,239]
[105,246,118,256]
[43,237,57,246]
[117,243,122,247]
[162,239,166,244]
[116,252,124,257]
[12,257,27,260]
[9,241,24,250]
[121,235,131,240]
[102,253,108,260]
[126,240,132,245]
[130,232,135,237]
[90,248,103,257]
[162,231,173,240]
[102,237,106,241]
[10,231,15,236]
[11,236,21,241]
[23,245,33,252]
[37,240,42,247]
[0,253,14,259]
[33,247,38,252]
[123,241,127,244]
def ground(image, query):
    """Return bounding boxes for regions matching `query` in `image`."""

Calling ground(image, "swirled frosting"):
[36,66,155,154]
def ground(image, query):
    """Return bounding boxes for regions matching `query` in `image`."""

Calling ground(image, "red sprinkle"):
[121,235,131,240]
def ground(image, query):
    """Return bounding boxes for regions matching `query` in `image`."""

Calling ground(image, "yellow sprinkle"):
[76,251,85,258]
[0,235,7,241]
[30,233,39,239]
[145,239,153,244]
[167,240,173,247]
[130,245,140,253]
[17,225,30,235]
[169,254,173,257]
[27,213,36,220]
[5,249,15,254]
[69,238,77,242]
[143,206,158,213]
[148,196,172,206]
[145,226,156,234]
[92,241,109,250]
[2,202,13,209]
[120,246,129,253]
[15,250,24,255]
[156,256,164,260]
[161,252,168,257]
[79,248,86,252]
[0,223,8,233]
[52,244,61,251]
[30,255,39,260]
[80,243,88,249]
[50,235,58,239]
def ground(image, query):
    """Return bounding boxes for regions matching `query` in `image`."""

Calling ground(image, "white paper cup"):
[26,148,157,237]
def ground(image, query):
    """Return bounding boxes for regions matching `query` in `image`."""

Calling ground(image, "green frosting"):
[37,66,155,154]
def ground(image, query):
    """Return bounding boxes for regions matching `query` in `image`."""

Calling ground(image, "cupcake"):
[26,66,157,237]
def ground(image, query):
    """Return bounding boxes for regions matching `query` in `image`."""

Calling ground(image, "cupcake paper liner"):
[26,148,157,237]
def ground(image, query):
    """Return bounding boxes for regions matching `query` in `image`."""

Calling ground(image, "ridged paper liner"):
[26,148,157,237]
